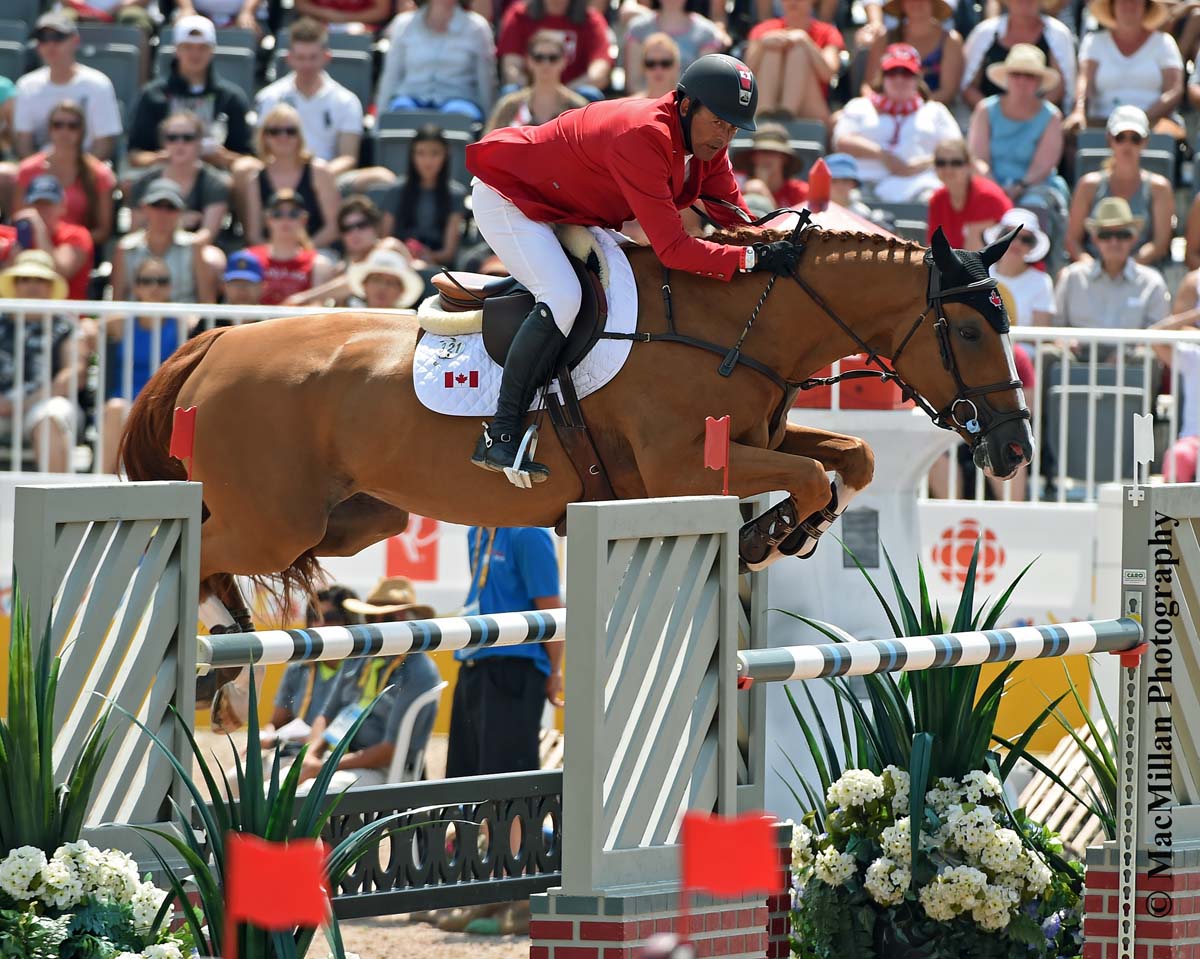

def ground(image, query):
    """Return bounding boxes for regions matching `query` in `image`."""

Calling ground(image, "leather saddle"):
[431,254,607,371]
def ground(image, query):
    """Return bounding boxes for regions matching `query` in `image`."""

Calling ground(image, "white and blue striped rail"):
[197,608,566,670]
[736,618,1144,684]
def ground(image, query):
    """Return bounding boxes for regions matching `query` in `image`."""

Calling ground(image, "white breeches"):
[471,179,581,335]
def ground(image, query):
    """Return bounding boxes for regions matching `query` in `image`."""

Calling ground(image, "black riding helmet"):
[676,54,759,136]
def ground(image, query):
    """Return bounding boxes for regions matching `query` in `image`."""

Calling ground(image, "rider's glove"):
[743,240,800,276]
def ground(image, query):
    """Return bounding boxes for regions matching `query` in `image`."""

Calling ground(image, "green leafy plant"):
[112,668,421,959]
[0,590,115,858]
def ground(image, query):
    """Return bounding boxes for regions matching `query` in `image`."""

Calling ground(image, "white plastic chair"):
[385,681,447,783]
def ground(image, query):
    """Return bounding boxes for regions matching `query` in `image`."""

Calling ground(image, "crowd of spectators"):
[3,0,1200,483]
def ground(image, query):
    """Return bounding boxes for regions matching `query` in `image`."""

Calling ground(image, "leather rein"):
[601,206,1030,449]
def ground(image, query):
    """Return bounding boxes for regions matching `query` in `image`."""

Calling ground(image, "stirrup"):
[503,425,540,489]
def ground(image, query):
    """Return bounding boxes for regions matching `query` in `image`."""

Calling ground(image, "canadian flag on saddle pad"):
[445,371,480,388]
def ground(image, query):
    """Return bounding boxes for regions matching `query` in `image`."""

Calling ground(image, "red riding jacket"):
[466,93,753,281]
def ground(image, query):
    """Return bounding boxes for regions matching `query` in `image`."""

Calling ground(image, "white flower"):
[790,823,814,871]
[814,847,858,887]
[39,857,84,910]
[1022,852,1053,894]
[826,769,886,810]
[962,770,1003,803]
[131,882,169,935]
[980,828,1024,872]
[919,865,989,922]
[883,766,910,815]
[925,777,962,813]
[880,818,913,865]
[143,943,184,959]
[970,882,1019,930]
[0,846,48,901]
[864,857,909,906]
[943,806,997,856]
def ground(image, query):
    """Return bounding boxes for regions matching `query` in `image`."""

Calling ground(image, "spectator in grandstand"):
[732,123,809,208]
[926,135,1011,249]
[833,44,959,203]
[745,0,844,122]
[100,257,189,473]
[623,0,728,96]
[375,0,497,122]
[126,16,253,172]
[983,208,1053,327]
[11,175,94,302]
[1150,272,1200,482]
[236,104,340,249]
[1066,0,1183,140]
[823,152,887,223]
[484,31,588,134]
[497,0,614,102]
[282,195,400,306]
[628,33,684,98]
[254,18,390,192]
[174,0,263,34]
[960,0,1075,110]
[381,125,467,269]
[295,578,441,793]
[967,45,1067,232]
[60,0,157,32]
[244,189,336,305]
[1055,197,1170,330]
[1183,194,1200,271]
[293,0,394,31]
[1065,106,1173,267]
[221,248,264,305]
[14,13,123,162]
[0,250,90,474]
[112,179,224,304]
[0,76,15,156]
[349,248,425,309]
[128,111,230,247]
[860,0,964,106]
[17,102,115,251]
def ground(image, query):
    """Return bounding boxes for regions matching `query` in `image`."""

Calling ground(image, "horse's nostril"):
[1006,441,1027,467]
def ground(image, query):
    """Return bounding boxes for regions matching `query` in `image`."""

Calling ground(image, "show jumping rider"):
[464,53,802,483]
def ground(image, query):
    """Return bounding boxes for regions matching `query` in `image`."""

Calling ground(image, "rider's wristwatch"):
[741,246,756,271]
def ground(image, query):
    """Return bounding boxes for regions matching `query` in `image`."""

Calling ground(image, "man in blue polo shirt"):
[446,525,564,777]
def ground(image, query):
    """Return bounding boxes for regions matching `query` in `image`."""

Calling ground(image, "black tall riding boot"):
[472,303,566,482]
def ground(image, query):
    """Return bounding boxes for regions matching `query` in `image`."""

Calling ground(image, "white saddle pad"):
[412,228,637,417]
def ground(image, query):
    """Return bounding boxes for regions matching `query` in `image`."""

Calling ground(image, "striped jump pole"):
[736,617,1145,686]
[197,608,566,671]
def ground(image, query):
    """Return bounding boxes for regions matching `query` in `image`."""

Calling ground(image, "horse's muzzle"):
[974,418,1035,481]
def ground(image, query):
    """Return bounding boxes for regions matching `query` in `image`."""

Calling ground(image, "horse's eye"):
[958,325,980,342]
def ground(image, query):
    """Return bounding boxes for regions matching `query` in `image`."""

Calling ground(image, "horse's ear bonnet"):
[924,227,1011,334]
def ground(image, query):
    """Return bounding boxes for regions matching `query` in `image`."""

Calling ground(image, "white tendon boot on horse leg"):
[198,596,261,733]
[779,474,860,561]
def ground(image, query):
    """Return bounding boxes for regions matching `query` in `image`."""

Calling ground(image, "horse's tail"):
[119,327,228,481]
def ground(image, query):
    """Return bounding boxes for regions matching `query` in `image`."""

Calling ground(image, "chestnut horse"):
[121,226,1033,625]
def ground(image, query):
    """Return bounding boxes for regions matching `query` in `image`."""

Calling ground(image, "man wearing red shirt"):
[11,175,94,300]
[465,54,799,483]
[497,0,613,99]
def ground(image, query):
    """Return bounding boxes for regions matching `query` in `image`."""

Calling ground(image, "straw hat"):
[882,0,954,23]
[0,249,67,300]
[732,123,802,178]
[1085,196,1144,236]
[342,576,436,619]
[985,43,1060,94]
[983,208,1050,263]
[1088,0,1170,31]
[349,248,425,308]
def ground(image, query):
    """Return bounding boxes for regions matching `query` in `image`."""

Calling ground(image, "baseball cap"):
[173,14,217,47]
[34,12,77,37]
[824,153,861,183]
[142,178,186,209]
[1107,105,1150,139]
[224,250,264,283]
[26,175,64,204]
[881,43,922,75]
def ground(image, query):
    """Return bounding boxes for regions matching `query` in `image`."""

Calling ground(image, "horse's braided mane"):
[710,226,927,255]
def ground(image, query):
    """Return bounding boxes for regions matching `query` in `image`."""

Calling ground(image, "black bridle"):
[605,206,1030,450]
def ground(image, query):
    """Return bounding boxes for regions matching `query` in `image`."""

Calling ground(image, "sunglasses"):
[264,126,299,137]
[164,131,198,143]
[147,200,180,211]
[136,275,172,286]
[1096,229,1134,241]
[340,218,372,232]
[644,59,676,69]
[530,52,562,63]
[934,158,966,168]
[1113,132,1145,145]
[269,206,305,219]
[1016,234,1036,246]
[35,30,70,43]
[50,119,81,131]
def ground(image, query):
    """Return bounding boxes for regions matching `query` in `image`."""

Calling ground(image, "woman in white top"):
[833,43,960,203]
[983,207,1054,327]
[1066,0,1183,139]
[374,0,497,122]
[959,0,1076,110]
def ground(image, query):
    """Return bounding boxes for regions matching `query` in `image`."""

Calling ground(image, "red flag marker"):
[704,415,731,495]
[223,834,329,959]
[169,406,197,481]
[807,158,831,213]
